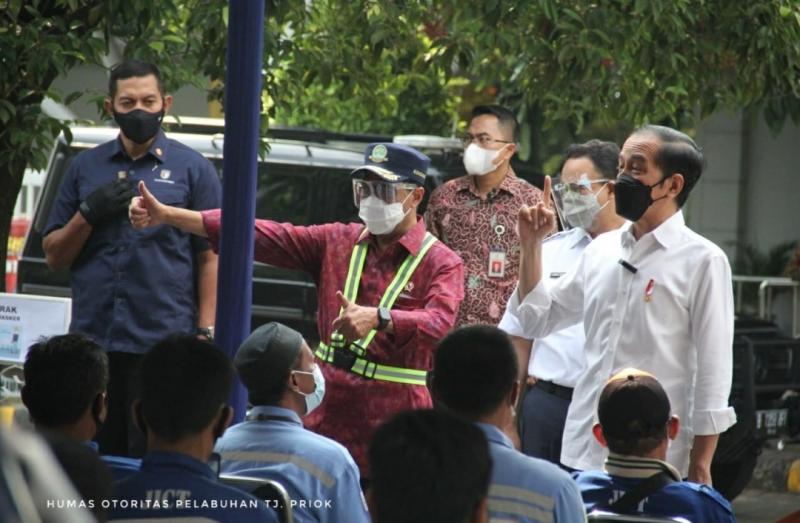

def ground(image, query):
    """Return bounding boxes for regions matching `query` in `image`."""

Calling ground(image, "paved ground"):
[733,489,800,522]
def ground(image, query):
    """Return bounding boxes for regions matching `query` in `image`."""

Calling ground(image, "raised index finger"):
[542,175,552,208]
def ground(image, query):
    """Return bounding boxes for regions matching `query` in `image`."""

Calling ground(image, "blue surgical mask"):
[292,365,326,415]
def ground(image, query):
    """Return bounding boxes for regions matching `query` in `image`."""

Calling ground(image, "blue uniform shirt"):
[477,423,586,523]
[214,405,369,523]
[109,451,277,522]
[574,453,734,522]
[44,131,221,353]
[86,441,141,482]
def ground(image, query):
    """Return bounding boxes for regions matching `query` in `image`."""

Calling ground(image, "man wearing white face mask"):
[215,322,370,523]
[426,105,544,326]
[499,140,624,465]
[128,142,464,477]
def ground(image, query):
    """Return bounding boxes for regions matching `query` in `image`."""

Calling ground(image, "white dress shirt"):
[499,227,591,387]
[509,211,736,475]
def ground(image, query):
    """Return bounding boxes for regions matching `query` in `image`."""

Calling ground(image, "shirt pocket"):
[147,185,189,208]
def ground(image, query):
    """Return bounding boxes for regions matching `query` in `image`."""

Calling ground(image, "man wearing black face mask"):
[42,60,222,458]
[21,334,141,481]
[512,125,735,487]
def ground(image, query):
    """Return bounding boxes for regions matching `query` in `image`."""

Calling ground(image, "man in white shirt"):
[512,125,736,484]
[499,139,624,465]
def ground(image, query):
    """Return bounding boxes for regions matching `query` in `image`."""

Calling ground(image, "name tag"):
[488,250,506,278]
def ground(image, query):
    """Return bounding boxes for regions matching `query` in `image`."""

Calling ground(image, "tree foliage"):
[2,0,800,289]
[0,0,205,290]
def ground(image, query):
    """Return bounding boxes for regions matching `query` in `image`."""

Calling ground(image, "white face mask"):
[292,364,326,415]
[561,192,608,230]
[463,143,505,176]
[358,193,412,235]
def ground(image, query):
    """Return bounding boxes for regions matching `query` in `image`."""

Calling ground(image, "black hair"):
[22,334,109,429]
[369,409,491,523]
[633,124,704,207]
[108,59,165,98]
[471,104,520,143]
[248,351,302,407]
[139,335,232,442]
[432,325,518,420]
[604,428,668,456]
[558,139,620,181]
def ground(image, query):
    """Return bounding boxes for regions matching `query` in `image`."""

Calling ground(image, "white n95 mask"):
[358,194,411,235]
[463,143,504,176]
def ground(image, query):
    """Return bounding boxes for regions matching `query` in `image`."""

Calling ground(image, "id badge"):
[488,249,506,278]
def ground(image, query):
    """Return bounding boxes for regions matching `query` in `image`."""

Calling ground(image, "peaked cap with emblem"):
[351,143,431,186]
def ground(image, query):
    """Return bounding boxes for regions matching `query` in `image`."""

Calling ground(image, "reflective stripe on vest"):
[321,231,438,385]
[315,342,428,386]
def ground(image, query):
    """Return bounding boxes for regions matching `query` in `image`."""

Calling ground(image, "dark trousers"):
[96,352,146,458]
[520,382,572,465]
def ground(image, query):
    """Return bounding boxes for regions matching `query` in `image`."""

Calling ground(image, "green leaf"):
[779,5,791,18]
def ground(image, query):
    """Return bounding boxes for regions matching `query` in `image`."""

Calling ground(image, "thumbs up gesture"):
[331,291,378,343]
[129,181,169,229]
[518,175,557,249]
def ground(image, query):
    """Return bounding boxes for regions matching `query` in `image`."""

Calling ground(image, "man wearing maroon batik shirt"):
[129,143,464,476]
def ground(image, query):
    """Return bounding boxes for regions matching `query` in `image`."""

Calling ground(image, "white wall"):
[740,113,800,253]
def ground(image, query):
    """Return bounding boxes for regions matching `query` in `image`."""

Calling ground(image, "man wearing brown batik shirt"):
[426,105,543,327]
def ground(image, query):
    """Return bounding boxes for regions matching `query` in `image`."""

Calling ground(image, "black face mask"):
[114,108,164,144]
[614,173,669,222]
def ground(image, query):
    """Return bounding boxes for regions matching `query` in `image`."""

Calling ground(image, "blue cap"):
[351,143,430,186]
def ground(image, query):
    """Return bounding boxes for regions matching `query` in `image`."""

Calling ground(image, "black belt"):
[533,380,574,401]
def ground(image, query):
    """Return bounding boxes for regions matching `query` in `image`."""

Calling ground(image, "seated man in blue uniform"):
[21,334,140,481]
[368,409,491,523]
[109,335,277,523]
[574,368,735,522]
[430,325,586,523]
[214,322,369,523]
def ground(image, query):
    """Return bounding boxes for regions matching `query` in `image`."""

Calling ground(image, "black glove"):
[78,179,136,226]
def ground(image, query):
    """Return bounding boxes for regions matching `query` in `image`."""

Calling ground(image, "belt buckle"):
[331,347,357,371]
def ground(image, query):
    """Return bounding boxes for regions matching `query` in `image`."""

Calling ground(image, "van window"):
[211,160,314,225]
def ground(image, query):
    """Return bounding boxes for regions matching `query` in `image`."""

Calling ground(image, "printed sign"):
[0,293,71,364]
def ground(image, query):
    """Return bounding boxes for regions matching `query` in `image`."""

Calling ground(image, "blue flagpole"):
[216,0,265,422]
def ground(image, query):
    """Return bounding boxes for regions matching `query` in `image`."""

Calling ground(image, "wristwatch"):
[197,326,215,341]
[377,307,391,331]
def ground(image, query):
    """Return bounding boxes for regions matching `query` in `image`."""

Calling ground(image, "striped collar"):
[605,453,682,481]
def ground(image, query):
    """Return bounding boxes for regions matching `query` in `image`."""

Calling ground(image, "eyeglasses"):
[352,179,417,207]
[553,177,608,196]
[459,133,514,148]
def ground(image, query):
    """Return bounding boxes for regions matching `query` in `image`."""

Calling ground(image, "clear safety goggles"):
[552,175,608,198]
[352,179,417,207]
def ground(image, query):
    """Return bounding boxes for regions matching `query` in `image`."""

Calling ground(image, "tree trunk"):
[0,152,27,293]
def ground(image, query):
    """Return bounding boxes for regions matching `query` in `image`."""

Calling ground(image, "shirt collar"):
[566,227,593,249]
[246,405,302,425]
[456,169,521,199]
[475,422,514,450]
[651,210,684,249]
[141,451,215,480]
[619,210,684,250]
[604,452,682,481]
[359,216,428,256]
[111,129,170,163]
[85,441,100,453]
